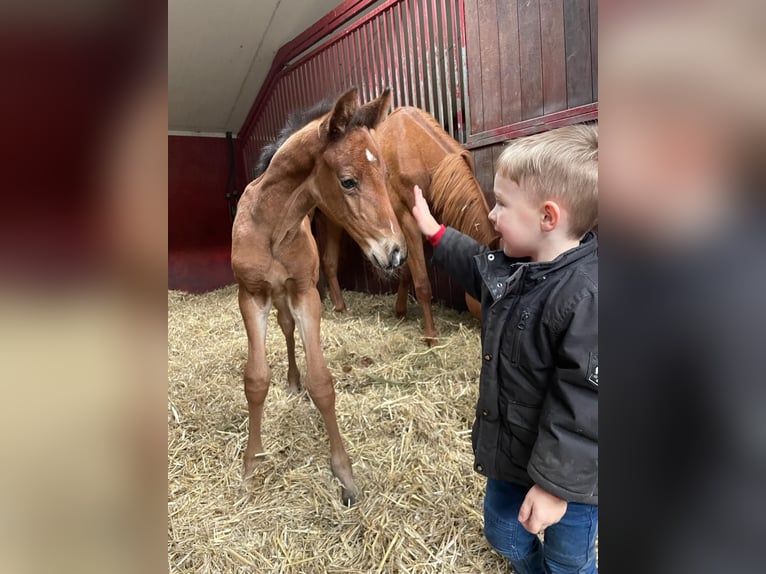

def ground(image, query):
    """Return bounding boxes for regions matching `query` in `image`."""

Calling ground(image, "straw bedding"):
[168,284,511,573]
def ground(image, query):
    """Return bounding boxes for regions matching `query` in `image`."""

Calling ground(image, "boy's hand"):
[412,185,441,237]
[518,484,568,534]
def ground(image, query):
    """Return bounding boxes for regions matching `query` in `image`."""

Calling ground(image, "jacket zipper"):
[511,308,529,365]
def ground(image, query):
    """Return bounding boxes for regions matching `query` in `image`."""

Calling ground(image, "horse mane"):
[429,152,499,247]
[254,97,336,177]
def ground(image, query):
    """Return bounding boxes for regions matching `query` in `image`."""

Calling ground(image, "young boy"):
[411,124,598,573]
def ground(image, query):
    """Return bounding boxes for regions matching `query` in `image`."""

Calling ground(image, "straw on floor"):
[168,285,511,573]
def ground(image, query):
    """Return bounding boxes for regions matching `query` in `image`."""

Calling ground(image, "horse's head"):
[312,88,406,272]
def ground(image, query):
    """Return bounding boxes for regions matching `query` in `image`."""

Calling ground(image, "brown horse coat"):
[231,88,406,505]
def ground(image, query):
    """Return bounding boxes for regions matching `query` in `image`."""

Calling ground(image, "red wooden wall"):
[464,0,598,199]
[168,135,234,292]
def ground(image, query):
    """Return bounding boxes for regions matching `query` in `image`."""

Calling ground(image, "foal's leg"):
[394,264,412,319]
[319,218,347,313]
[238,287,272,485]
[276,304,301,394]
[290,287,359,505]
[399,214,438,345]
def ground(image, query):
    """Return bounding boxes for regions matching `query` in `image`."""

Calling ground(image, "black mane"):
[253,97,336,177]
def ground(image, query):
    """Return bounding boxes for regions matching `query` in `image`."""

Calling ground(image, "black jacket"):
[433,228,598,504]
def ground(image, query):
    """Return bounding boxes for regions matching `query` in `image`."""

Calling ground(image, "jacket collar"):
[475,232,597,301]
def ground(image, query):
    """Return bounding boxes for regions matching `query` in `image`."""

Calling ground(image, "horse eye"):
[340,177,357,190]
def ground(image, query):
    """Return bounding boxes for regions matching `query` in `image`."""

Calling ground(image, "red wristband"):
[427,225,447,247]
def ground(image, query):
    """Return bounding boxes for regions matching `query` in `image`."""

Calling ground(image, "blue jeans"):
[483,479,598,574]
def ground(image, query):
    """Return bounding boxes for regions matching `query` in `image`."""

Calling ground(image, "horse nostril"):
[390,246,402,269]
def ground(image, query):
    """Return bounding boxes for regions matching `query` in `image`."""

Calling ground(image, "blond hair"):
[496,123,598,238]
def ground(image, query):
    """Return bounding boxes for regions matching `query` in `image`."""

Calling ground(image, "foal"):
[231,88,406,505]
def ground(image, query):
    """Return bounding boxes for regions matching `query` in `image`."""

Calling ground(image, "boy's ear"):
[541,200,562,231]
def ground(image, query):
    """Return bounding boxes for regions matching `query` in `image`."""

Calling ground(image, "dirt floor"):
[168,285,515,573]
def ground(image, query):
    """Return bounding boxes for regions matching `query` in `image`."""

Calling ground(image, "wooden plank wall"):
[465,0,598,201]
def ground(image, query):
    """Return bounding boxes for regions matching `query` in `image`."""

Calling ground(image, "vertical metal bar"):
[325,46,335,96]
[314,54,322,102]
[458,0,470,141]
[396,2,410,106]
[273,80,283,132]
[375,12,391,95]
[451,0,465,142]
[387,8,401,106]
[288,69,298,114]
[355,28,368,101]
[440,0,454,136]
[305,57,315,105]
[405,0,420,107]
[423,0,436,115]
[295,64,305,110]
[341,36,352,92]
[362,23,375,100]
[413,0,428,111]
[346,34,357,92]
[366,22,377,97]
[319,49,329,98]
[431,0,445,127]
[329,43,339,95]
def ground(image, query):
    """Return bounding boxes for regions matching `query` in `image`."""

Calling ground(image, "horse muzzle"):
[370,239,407,271]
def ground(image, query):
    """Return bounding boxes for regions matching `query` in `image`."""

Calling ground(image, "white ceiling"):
[169,0,344,134]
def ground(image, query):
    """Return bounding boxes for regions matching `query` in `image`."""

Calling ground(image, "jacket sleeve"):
[528,290,599,504]
[431,226,486,301]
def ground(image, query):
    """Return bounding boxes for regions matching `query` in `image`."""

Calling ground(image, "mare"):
[317,106,499,344]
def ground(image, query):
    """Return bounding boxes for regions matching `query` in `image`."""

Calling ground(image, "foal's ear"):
[352,87,392,130]
[460,150,475,172]
[322,88,359,142]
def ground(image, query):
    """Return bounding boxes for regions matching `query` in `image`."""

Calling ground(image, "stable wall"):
[168,135,235,292]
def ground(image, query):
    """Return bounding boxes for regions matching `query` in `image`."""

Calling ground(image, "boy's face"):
[488,175,543,259]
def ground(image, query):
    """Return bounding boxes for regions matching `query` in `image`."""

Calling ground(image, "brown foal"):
[231,88,406,505]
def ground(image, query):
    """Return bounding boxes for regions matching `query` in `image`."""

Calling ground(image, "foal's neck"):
[251,124,322,241]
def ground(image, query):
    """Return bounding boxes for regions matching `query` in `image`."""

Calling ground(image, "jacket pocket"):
[505,401,541,432]
[510,308,530,366]
[505,402,541,469]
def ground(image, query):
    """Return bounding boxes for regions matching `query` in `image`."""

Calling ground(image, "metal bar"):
[386,9,401,106]
[376,12,387,95]
[396,2,410,106]
[320,48,330,98]
[422,0,436,115]
[457,0,469,142]
[362,23,375,100]
[439,0,454,136]
[404,0,419,107]
[354,28,367,100]
[431,0,445,127]
[465,103,599,149]
[412,0,426,109]
[342,36,353,92]
[329,42,339,94]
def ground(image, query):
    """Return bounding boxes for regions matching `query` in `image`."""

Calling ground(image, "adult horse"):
[317,106,499,344]
[232,88,406,505]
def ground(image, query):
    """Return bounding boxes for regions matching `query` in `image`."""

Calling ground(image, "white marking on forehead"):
[390,219,395,234]
[366,148,376,163]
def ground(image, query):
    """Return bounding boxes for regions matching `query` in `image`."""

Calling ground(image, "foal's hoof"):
[423,336,439,347]
[341,486,359,508]
[394,308,407,320]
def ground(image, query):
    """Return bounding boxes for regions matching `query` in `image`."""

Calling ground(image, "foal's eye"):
[340,177,357,190]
